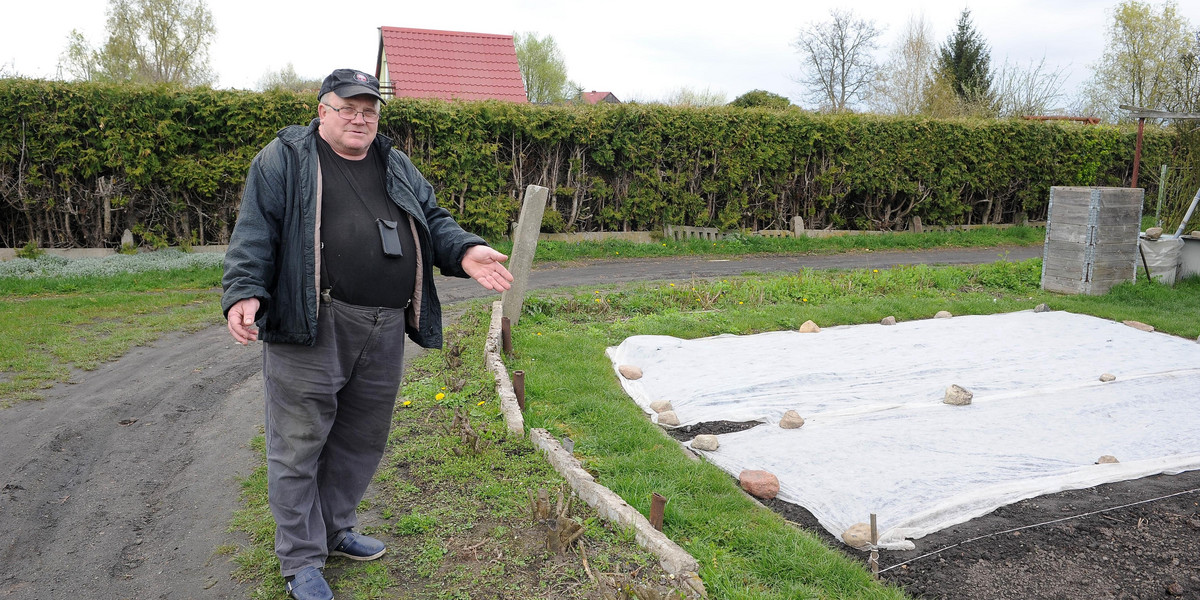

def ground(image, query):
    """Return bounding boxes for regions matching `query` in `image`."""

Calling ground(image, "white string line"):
[877,486,1200,574]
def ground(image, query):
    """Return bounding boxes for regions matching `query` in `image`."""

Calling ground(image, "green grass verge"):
[503,261,1199,599]
[488,226,1044,263]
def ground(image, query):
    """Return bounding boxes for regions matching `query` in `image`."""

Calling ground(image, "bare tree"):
[664,86,727,107]
[257,63,322,93]
[792,9,883,112]
[870,14,936,115]
[1083,0,1193,121]
[991,56,1070,117]
[59,0,215,85]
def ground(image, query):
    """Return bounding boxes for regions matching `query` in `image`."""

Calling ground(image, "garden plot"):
[607,310,1200,550]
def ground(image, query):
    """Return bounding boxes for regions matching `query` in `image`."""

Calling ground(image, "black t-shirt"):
[316,137,417,308]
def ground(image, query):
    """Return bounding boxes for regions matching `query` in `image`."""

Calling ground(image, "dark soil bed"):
[671,422,1200,599]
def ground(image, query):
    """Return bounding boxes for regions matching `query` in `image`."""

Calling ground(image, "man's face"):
[317,94,379,159]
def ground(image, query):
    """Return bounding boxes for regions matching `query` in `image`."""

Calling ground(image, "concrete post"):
[501,185,549,327]
[791,216,805,236]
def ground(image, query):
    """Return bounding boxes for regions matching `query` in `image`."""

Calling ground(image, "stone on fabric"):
[1099,373,1116,382]
[656,410,680,427]
[649,400,674,413]
[779,410,806,429]
[1144,227,1163,240]
[842,522,873,549]
[1034,303,1050,313]
[944,384,973,406]
[1123,320,1155,332]
[880,316,897,326]
[691,434,719,451]
[798,320,820,333]
[618,364,643,380]
[935,310,953,319]
[739,469,779,500]
[1096,455,1120,464]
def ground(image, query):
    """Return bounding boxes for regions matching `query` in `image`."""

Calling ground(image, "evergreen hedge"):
[0,79,1175,248]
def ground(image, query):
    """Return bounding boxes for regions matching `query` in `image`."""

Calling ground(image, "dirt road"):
[0,246,1040,599]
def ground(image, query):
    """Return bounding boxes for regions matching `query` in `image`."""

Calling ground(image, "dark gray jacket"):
[221,119,484,348]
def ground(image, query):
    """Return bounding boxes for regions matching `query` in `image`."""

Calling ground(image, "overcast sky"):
[4,0,1199,109]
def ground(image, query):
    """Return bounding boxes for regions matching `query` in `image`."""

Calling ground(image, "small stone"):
[656,410,680,427]
[779,410,806,429]
[121,228,135,247]
[944,384,973,406]
[1166,582,1184,596]
[1099,373,1116,382]
[649,400,674,413]
[691,434,719,451]
[739,469,779,500]
[935,310,953,319]
[1144,227,1163,240]
[1096,455,1119,464]
[1034,303,1050,313]
[842,522,873,549]
[1123,320,1155,332]
[618,364,643,380]
[798,320,820,333]
[880,316,897,325]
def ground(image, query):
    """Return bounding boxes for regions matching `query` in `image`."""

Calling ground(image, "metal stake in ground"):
[501,316,513,357]
[513,370,526,411]
[650,493,667,531]
[501,184,549,327]
[869,513,879,579]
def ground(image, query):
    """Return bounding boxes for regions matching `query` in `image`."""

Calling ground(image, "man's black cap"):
[318,69,385,104]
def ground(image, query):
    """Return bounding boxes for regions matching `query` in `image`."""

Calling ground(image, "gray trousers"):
[262,299,407,576]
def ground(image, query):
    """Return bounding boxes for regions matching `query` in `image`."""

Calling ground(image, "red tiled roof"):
[581,91,620,105]
[376,27,528,103]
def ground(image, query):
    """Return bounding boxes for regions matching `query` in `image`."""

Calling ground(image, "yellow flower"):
[435,392,445,400]
[441,386,447,390]
[662,243,667,246]
[803,298,808,302]
[738,301,744,305]
[873,269,878,273]
[476,400,485,406]
[402,400,412,407]
[669,283,675,287]
[595,298,601,302]
[537,332,542,336]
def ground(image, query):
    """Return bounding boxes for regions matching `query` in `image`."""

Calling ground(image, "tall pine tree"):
[937,9,993,104]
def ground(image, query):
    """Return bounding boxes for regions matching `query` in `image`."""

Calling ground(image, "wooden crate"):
[1041,186,1143,295]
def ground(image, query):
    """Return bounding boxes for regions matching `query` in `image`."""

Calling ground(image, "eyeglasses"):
[322,102,380,123]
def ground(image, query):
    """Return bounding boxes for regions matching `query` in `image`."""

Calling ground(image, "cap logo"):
[356,73,368,82]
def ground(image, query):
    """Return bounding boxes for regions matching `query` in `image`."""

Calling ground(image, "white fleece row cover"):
[606,311,1200,550]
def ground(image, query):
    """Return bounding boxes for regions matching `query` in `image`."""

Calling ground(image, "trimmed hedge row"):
[0,79,1176,248]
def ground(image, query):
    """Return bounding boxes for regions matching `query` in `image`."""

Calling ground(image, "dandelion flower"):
[873,269,878,273]
[435,392,445,401]
[402,400,412,407]
[669,283,675,287]
[476,400,486,406]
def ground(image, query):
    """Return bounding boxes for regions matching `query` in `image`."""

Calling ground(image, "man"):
[222,68,513,600]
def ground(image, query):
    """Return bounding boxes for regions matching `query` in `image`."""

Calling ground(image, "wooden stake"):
[649,493,666,531]
[513,370,526,411]
[501,316,513,357]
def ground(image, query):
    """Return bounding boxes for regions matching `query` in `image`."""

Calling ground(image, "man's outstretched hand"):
[462,245,514,291]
